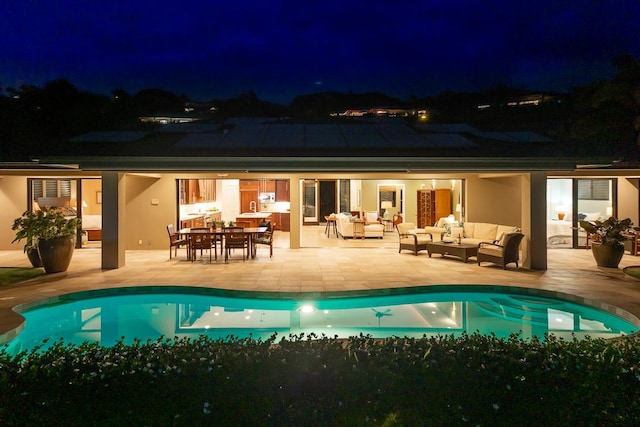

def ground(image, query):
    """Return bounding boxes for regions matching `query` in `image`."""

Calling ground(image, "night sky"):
[2,1,639,104]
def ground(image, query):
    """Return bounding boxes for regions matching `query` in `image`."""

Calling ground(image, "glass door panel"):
[547,179,573,248]
[303,180,318,224]
[577,179,614,248]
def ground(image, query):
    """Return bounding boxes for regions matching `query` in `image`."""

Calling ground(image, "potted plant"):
[579,216,633,268]
[11,210,43,267]
[12,208,82,273]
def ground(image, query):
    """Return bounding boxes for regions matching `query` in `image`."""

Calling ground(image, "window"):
[578,180,609,201]
[32,179,72,199]
[339,179,350,212]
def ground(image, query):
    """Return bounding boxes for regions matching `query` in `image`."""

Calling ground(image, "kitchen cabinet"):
[417,189,451,228]
[260,179,276,193]
[180,215,205,229]
[279,212,290,231]
[239,180,259,190]
[275,180,290,201]
[179,179,216,204]
[236,213,272,228]
[206,211,221,226]
[267,212,290,231]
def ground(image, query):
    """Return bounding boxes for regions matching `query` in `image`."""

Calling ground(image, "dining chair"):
[253,222,275,258]
[223,226,249,261]
[166,224,188,259]
[189,227,216,262]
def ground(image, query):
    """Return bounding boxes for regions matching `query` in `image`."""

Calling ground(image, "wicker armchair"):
[397,222,432,255]
[477,232,525,269]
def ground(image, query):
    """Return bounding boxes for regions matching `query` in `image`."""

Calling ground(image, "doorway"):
[547,178,616,248]
[319,180,337,220]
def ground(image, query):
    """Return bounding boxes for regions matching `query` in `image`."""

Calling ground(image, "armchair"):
[363,211,381,225]
[477,232,525,269]
[397,222,432,255]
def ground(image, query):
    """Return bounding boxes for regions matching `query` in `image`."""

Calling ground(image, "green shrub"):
[1,332,639,426]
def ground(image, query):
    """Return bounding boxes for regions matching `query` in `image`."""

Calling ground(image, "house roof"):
[42,116,606,173]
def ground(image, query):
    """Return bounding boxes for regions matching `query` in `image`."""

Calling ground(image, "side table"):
[324,215,337,237]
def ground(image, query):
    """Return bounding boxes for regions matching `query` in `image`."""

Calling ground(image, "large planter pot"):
[37,237,75,274]
[26,247,43,268]
[591,242,624,268]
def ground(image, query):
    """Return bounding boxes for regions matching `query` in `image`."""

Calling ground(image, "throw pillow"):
[449,226,465,240]
[444,222,458,237]
[365,211,378,223]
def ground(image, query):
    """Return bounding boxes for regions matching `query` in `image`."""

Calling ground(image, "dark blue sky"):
[2,1,639,104]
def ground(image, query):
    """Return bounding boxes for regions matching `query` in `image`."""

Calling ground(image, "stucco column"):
[101,171,126,269]
[522,171,547,270]
[288,175,301,249]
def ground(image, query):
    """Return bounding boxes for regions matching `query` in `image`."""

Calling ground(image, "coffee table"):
[426,241,478,263]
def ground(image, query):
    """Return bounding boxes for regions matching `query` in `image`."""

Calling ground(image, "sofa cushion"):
[473,223,499,240]
[447,226,465,239]
[364,211,379,223]
[463,222,475,238]
[435,214,457,228]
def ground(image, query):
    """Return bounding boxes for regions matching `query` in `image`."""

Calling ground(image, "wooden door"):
[435,189,452,220]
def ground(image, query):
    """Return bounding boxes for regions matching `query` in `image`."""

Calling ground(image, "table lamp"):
[381,201,393,220]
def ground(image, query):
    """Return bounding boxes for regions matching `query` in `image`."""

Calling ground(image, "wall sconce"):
[606,206,613,217]
[451,179,456,190]
[431,179,436,189]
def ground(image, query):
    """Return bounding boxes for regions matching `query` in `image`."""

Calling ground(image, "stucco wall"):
[0,177,29,250]
[466,175,523,227]
[124,174,178,250]
[619,178,639,225]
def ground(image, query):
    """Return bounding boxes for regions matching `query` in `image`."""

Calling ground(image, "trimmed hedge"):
[1,332,639,426]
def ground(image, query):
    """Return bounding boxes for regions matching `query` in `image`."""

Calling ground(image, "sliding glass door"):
[547,178,616,248]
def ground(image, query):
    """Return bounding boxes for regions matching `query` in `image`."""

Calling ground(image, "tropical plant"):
[579,216,633,246]
[1,333,640,426]
[11,210,42,252]
[12,207,82,246]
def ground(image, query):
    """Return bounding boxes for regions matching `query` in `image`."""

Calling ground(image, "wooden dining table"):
[179,227,267,260]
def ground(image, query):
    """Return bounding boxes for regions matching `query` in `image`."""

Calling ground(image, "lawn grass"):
[0,267,44,287]
[623,266,640,280]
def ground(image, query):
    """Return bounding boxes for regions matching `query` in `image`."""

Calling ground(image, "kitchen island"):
[236,212,272,228]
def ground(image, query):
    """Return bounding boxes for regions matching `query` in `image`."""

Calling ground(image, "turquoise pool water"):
[4,286,637,354]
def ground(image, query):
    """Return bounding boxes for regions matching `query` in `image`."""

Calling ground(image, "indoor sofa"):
[335,213,384,239]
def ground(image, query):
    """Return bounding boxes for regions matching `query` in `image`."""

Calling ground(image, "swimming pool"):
[4,285,638,354]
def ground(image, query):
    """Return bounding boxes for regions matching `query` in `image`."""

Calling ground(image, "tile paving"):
[2,228,640,343]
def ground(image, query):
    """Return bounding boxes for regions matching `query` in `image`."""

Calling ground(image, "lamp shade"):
[381,201,393,209]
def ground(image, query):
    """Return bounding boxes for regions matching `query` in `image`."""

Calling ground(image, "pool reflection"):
[6,290,637,354]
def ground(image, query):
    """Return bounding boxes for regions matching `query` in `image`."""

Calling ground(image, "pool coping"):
[3,284,639,346]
